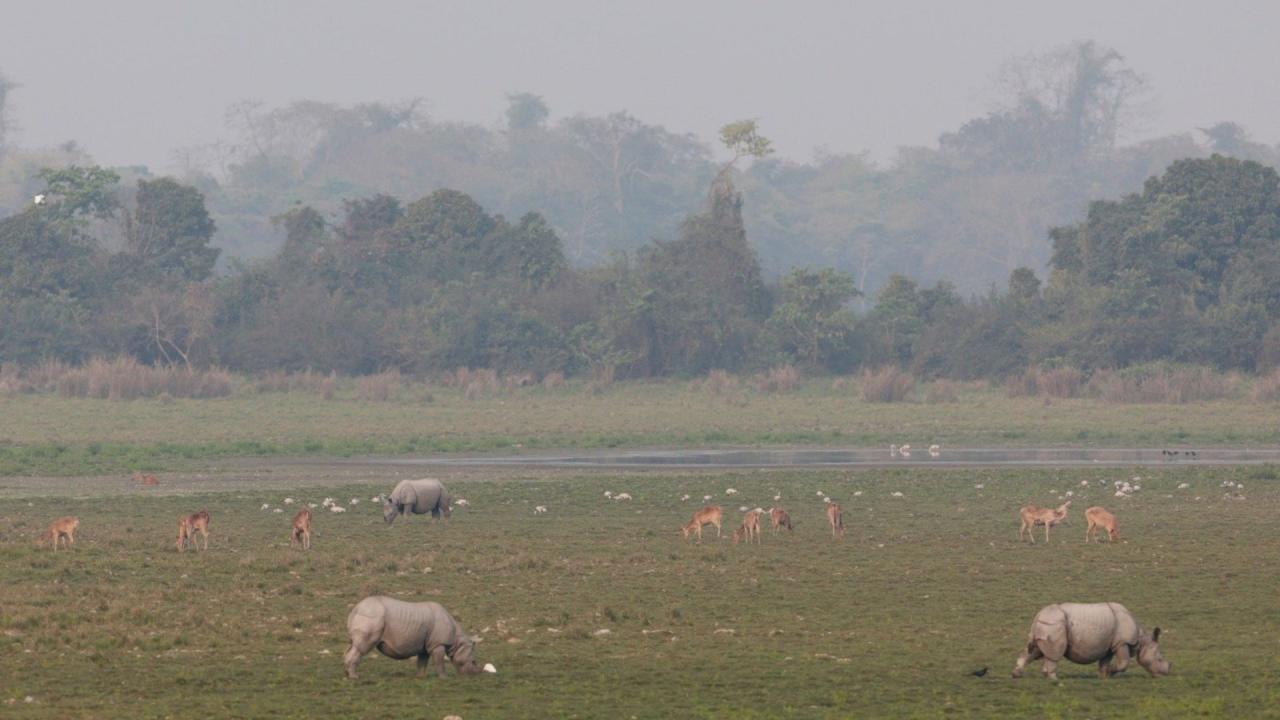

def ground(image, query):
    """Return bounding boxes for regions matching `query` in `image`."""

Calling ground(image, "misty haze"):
[2,2,1279,718]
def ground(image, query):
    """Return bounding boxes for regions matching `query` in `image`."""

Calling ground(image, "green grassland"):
[3,382,1280,475]
[2,463,1278,718]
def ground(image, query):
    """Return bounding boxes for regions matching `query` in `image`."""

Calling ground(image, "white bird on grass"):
[329,505,346,513]
[33,194,46,205]
[614,493,632,501]
[260,503,270,511]
[534,506,547,514]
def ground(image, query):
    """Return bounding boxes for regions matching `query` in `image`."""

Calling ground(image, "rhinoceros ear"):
[1152,627,1161,643]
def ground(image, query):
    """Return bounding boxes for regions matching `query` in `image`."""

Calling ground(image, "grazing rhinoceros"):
[383,478,451,524]
[1012,602,1170,680]
[344,596,482,679]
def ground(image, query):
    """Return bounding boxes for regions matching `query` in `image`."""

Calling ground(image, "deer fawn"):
[291,507,313,550]
[826,502,845,538]
[176,510,211,552]
[38,516,79,551]
[682,505,723,543]
[1084,506,1120,543]
[769,507,793,533]
[732,509,763,545]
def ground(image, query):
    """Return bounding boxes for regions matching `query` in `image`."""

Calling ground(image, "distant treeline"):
[2,151,1280,379]
[3,41,1280,299]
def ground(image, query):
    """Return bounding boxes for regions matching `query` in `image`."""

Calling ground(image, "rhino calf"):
[1012,602,1170,680]
[345,596,482,679]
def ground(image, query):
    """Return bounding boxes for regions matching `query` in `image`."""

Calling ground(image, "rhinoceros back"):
[365,596,437,659]
[392,479,446,515]
[1037,602,1138,664]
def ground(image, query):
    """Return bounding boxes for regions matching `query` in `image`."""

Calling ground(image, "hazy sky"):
[2,0,1277,171]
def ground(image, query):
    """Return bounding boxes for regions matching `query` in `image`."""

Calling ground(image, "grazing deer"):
[769,507,793,534]
[38,516,79,551]
[826,502,845,538]
[291,507,313,550]
[732,509,763,545]
[1019,501,1071,544]
[176,510,211,552]
[1084,506,1120,543]
[132,471,159,486]
[681,505,723,543]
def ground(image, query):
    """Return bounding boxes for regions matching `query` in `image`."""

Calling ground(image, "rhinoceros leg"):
[1034,634,1066,680]
[344,639,374,679]
[416,653,431,678]
[1012,641,1042,678]
[430,646,449,678]
[344,625,382,679]
[1107,645,1131,677]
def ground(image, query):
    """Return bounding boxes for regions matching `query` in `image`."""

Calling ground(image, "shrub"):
[861,367,914,403]
[1251,370,1280,402]
[1037,368,1083,399]
[924,379,959,404]
[541,371,565,390]
[355,369,402,402]
[39,357,235,400]
[704,369,739,396]
[753,365,800,393]
[1087,364,1239,403]
[1004,369,1039,398]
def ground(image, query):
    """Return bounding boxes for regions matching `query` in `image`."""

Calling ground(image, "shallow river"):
[365,447,1280,469]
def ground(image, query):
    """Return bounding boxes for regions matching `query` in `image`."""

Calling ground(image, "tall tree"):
[124,178,219,281]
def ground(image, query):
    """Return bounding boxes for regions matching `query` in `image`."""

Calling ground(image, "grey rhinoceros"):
[344,596,482,679]
[1012,602,1171,680]
[383,478,451,524]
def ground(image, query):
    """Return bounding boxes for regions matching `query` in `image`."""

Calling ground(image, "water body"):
[369,447,1280,469]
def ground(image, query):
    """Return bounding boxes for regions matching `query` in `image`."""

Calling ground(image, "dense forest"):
[2,42,1280,380]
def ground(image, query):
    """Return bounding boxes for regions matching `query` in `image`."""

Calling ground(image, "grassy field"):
[3,382,1280,475]
[2,463,1277,718]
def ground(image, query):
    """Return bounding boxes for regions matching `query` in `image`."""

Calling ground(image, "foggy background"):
[2,0,1277,170]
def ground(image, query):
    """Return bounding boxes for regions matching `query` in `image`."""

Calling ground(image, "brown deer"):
[732,509,763,545]
[769,507,793,534]
[1019,501,1071,544]
[826,502,845,538]
[132,471,159,486]
[291,507,313,550]
[1084,506,1120,543]
[176,510,211,552]
[38,516,79,551]
[681,505,723,543]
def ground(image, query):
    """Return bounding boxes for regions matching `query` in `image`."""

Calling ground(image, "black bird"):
[971,667,989,677]
[1187,450,1198,458]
